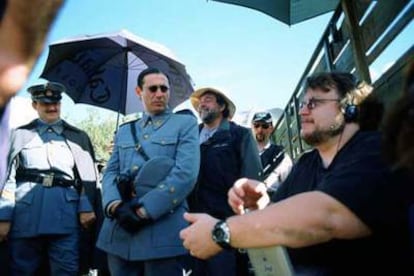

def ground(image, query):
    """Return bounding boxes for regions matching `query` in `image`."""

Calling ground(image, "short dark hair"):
[305,72,357,99]
[137,68,169,88]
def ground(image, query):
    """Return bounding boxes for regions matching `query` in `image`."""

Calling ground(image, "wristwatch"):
[211,220,232,249]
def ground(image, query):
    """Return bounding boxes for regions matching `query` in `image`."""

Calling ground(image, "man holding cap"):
[0,81,98,275]
[187,87,262,276]
[251,111,292,192]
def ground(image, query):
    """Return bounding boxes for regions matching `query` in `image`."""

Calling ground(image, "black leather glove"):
[113,202,151,233]
[116,174,134,201]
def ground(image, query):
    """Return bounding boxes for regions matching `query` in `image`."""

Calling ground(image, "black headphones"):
[341,75,360,123]
[343,103,358,122]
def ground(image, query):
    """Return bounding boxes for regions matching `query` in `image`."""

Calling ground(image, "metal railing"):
[274,0,413,160]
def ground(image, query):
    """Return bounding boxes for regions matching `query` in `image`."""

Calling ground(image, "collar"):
[259,141,272,153]
[217,118,230,130]
[37,119,64,135]
[140,109,172,129]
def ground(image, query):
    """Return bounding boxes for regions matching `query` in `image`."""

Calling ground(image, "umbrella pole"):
[115,48,129,131]
[116,111,121,130]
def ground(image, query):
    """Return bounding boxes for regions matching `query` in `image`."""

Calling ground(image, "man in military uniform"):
[0,81,97,275]
[97,67,200,275]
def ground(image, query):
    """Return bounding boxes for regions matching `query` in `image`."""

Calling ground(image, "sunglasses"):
[147,85,169,93]
[253,123,271,129]
[299,98,340,110]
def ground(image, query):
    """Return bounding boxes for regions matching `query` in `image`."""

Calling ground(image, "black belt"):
[16,174,77,188]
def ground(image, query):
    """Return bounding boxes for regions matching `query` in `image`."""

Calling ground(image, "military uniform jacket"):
[97,110,200,261]
[0,119,98,237]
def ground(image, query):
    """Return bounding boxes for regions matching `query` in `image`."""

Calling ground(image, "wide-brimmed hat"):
[27,82,65,103]
[190,87,236,119]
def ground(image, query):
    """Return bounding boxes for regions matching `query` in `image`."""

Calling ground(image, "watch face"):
[213,227,226,240]
[212,221,231,249]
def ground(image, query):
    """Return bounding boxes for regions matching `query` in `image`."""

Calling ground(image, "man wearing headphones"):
[180,72,413,274]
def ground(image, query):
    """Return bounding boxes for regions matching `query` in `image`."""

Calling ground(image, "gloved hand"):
[116,174,135,201]
[113,201,151,233]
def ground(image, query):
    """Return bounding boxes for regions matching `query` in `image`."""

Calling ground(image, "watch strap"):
[212,220,232,250]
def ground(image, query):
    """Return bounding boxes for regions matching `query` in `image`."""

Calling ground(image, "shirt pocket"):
[56,188,79,228]
[150,136,178,157]
[118,142,138,169]
[13,185,35,231]
[20,144,46,168]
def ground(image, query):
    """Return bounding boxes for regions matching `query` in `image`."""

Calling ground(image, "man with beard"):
[187,88,262,276]
[251,111,292,192]
[180,72,413,275]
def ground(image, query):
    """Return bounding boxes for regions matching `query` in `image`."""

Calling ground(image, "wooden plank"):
[342,0,372,83]
[333,45,355,73]
[328,0,371,62]
[367,3,413,64]
[360,0,408,54]
[373,46,414,110]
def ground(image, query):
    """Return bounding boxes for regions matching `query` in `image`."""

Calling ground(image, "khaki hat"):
[190,87,236,119]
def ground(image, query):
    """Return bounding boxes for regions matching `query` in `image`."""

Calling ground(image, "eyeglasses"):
[147,85,169,93]
[299,98,340,110]
[253,123,271,129]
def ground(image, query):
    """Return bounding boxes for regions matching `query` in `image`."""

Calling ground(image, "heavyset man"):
[180,72,413,275]
[0,82,98,275]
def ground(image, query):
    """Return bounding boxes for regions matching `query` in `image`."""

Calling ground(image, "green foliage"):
[74,109,117,161]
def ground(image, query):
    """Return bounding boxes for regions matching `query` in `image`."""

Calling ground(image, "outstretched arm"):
[181,191,371,259]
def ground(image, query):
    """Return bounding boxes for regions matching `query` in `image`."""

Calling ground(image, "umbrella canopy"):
[41,29,194,115]
[211,0,339,26]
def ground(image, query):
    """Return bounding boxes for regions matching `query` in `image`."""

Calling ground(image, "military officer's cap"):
[27,81,65,103]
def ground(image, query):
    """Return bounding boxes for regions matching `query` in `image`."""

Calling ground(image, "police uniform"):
[0,82,98,275]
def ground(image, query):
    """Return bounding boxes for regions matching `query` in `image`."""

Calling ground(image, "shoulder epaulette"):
[119,113,142,126]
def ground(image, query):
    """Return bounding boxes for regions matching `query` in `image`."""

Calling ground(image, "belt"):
[16,174,77,188]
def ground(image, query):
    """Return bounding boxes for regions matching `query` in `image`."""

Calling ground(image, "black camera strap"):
[130,121,150,161]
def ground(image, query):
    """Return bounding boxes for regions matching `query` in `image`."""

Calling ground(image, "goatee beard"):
[201,109,220,124]
[302,121,345,146]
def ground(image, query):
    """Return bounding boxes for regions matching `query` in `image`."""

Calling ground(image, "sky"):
[16,0,413,125]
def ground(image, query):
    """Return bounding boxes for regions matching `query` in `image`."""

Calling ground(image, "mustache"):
[301,118,313,123]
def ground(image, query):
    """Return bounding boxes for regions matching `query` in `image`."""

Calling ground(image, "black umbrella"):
[41,29,194,116]
[210,0,339,26]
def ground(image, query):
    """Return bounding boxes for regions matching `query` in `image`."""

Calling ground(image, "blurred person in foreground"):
[251,111,293,192]
[97,68,200,275]
[0,82,97,275]
[0,0,65,189]
[187,87,262,276]
[382,62,414,264]
[180,72,413,275]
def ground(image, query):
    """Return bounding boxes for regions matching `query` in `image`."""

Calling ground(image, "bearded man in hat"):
[251,111,293,192]
[0,81,98,275]
[187,87,262,276]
